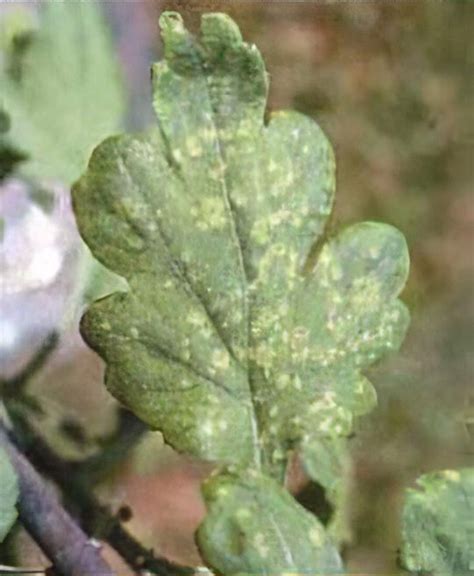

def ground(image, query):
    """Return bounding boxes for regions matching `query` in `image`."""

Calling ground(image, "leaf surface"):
[197,469,344,575]
[74,12,409,475]
[401,468,474,576]
[73,12,410,573]
[0,1,125,184]
[0,448,18,542]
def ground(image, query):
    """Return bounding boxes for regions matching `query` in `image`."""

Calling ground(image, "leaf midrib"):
[200,64,263,471]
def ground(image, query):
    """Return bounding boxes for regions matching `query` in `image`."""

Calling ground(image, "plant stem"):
[7,411,194,576]
[1,332,195,576]
[0,421,114,576]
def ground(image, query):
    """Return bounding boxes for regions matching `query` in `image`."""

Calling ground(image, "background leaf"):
[0,1,125,185]
[0,447,18,543]
[401,468,474,576]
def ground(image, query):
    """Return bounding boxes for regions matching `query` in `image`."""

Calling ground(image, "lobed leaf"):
[0,448,18,542]
[74,12,410,476]
[73,11,410,573]
[401,468,474,576]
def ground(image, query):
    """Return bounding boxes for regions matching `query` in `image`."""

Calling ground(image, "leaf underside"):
[0,448,18,543]
[73,11,410,574]
[401,468,474,576]
[0,1,124,184]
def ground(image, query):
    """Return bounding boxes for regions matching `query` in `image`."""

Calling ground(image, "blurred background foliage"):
[0,1,472,574]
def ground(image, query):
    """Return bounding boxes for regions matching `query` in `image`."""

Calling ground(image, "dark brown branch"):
[8,411,194,576]
[1,331,194,576]
[0,422,114,576]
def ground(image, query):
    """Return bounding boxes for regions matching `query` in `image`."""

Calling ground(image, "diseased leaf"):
[197,469,343,575]
[0,448,18,542]
[73,11,410,573]
[0,1,125,184]
[73,11,409,473]
[401,468,474,576]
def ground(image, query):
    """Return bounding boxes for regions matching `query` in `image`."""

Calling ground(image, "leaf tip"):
[201,12,243,46]
[159,11,184,33]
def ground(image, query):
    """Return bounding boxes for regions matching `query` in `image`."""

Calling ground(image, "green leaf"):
[0,1,125,185]
[73,12,409,573]
[0,448,18,542]
[197,468,343,575]
[401,468,474,576]
[73,12,409,474]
